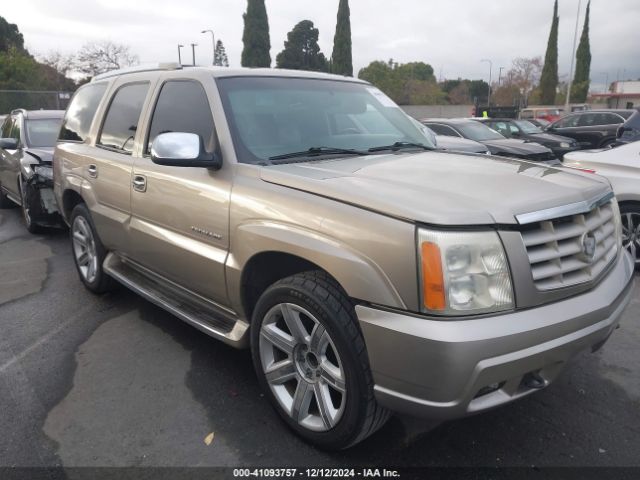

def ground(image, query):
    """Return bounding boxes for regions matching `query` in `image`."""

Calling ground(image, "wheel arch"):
[228,222,407,321]
[61,189,85,224]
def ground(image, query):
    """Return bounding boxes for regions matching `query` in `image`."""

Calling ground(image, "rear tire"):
[250,270,390,450]
[69,203,116,293]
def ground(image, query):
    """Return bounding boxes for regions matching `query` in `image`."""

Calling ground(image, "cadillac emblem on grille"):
[581,232,597,261]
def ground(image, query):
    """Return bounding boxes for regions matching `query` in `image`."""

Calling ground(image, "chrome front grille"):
[520,199,618,290]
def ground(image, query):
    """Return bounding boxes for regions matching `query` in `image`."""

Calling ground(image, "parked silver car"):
[564,141,640,264]
[0,109,64,232]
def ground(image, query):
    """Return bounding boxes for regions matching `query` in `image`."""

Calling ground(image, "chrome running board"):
[103,252,249,348]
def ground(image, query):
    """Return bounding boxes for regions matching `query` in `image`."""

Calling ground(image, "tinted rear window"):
[59,83,108,142]
[98,82,149,154]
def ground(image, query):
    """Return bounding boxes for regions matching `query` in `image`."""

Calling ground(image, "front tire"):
[0,182,16,209]
[19,175,42,234]
[70,203,115,293]
[620,203,640,267]
[250,271,390,450]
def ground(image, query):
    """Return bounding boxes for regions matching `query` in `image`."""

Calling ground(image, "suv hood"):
[260,152,610,225]
[480,138,552,155]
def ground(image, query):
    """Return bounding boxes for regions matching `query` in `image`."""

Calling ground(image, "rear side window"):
[146,80,215,154]
[554,115,579,128]
[59,83,108,142]
[0,116,13,138]
[426,123,458,136]
[98,82,149,154]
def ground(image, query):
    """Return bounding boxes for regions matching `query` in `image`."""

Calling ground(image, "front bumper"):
[357,251,635,419]
[23,173,62,227]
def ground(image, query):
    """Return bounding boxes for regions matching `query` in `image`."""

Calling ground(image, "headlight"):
[418,228,514,315]
[610,197,623,252]
[33,165,53,180]
[560,142,571,148]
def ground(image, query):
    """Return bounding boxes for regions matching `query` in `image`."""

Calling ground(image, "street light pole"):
[190,43,198,66]
[201,29,215,66]
[177,44,184,65]
[565,0,582,111]
[481,59,493,107]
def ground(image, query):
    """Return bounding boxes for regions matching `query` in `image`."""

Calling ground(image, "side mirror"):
[151,132,222,169]
[0,138,19,149]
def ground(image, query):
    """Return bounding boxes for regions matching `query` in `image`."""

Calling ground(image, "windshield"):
[216,76,435,164]
[514,120,542,134]
[26,118,63,148]
[457,122,505,141]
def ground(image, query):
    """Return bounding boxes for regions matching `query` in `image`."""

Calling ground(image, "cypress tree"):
[276,20,329,72]
[539,0,559,105]
[331,0,353,76]
[241,0,271,68]
[572,0,591,102]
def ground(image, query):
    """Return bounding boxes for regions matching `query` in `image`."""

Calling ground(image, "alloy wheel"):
[621,212,640,265]
[72,216,99,283]
[259,303,347,432]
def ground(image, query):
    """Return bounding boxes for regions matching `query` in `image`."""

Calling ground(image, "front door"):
[129,78,232,306]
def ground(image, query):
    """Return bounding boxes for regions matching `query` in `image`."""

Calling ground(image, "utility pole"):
[190,43,198,66]
[178,44,184,65]
[481,59,493,107]
[565,0,582,111]
[498,67,505,86]
[201,29,215,66]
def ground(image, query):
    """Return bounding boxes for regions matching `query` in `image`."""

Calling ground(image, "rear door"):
[86,79,154,252]
[0,115,22,199]
[129,75,232,305]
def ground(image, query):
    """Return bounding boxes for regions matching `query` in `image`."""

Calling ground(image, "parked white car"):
[564,142,640,264]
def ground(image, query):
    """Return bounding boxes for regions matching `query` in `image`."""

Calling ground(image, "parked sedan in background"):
[616,109,640,145]
[419,124,489,154]
[545,109,635,149]
[422,118,557,163]
[474,118,579,159]
[0,109,64,232]
[564,141,640,264]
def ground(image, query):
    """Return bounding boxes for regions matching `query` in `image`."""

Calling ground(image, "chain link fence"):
[0,90,74,114]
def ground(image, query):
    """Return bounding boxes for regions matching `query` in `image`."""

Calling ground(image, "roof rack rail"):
[92,63,183,82]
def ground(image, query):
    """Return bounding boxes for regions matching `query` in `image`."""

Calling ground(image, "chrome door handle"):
[87,164,98,178]
[132,175,147,192]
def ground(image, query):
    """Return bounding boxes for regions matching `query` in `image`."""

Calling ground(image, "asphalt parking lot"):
[1,206,639,469]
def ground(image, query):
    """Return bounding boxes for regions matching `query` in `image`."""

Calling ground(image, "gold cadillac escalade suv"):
[53,64,635,449]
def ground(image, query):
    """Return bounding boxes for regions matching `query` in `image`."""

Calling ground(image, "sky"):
[5,0,640,92]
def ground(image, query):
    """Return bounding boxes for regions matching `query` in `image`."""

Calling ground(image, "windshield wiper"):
[368,141,434,153]
[269,147,369,162]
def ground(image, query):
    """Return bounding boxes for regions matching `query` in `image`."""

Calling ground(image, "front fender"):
[226,220,407,317]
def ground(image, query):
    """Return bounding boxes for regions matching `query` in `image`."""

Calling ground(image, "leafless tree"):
[74,41,139,77]
[39,50,75,78]
[508,57,543,102]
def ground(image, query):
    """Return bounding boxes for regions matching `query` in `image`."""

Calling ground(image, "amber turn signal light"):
[421,242,446,311]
